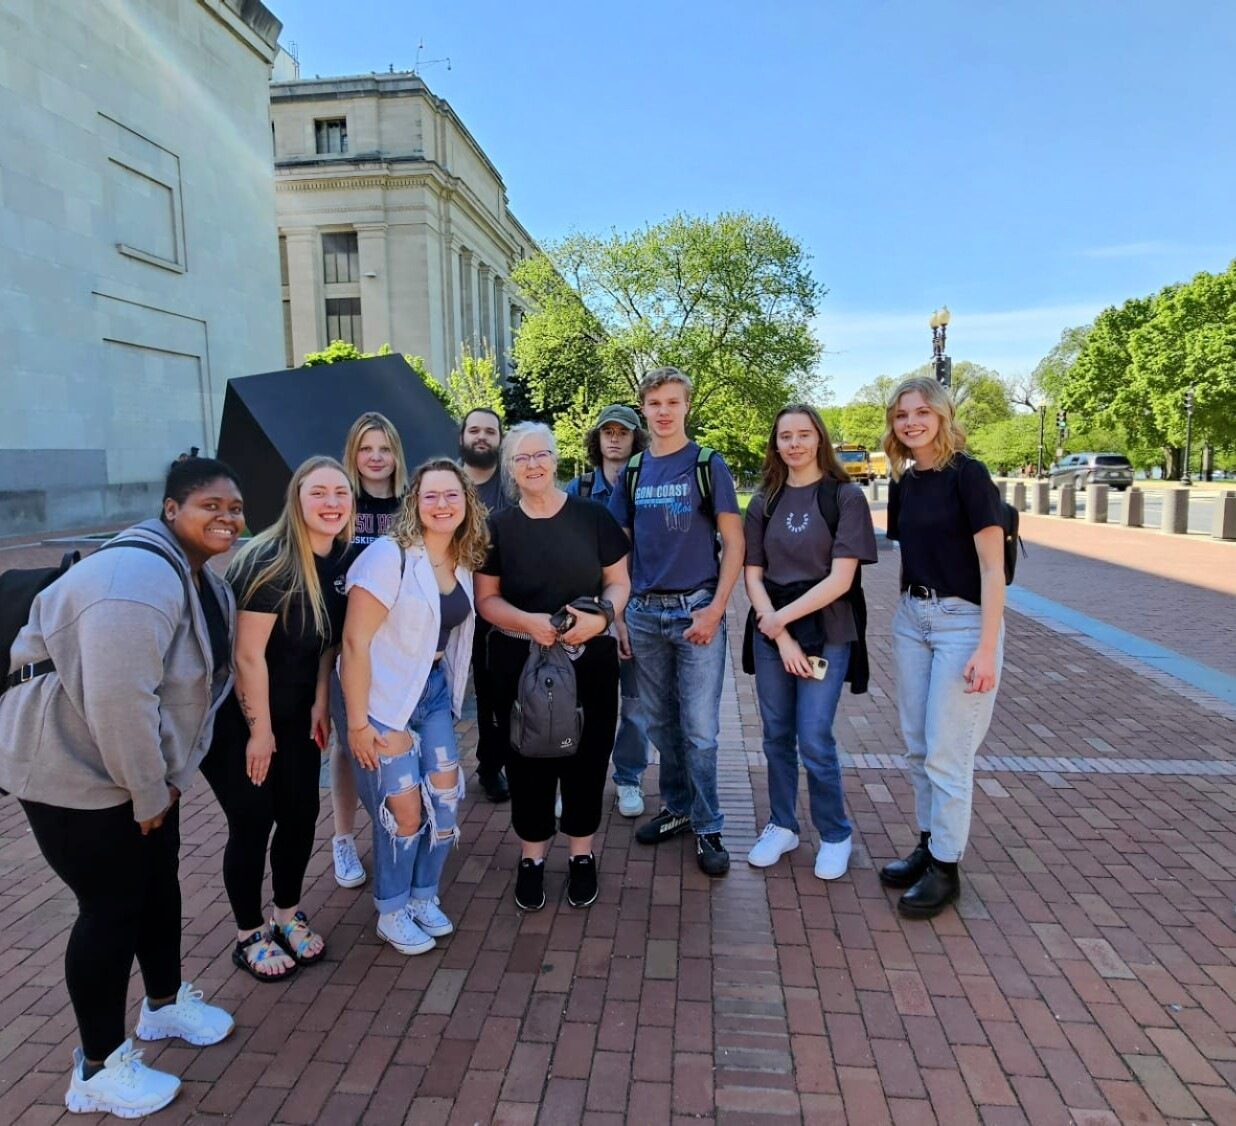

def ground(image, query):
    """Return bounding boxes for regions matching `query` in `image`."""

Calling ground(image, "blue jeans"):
[611,658,651,787]
[625,588,727,835]
[351,665,463,914]
[754,637,852,842]
[891,594,1004,863]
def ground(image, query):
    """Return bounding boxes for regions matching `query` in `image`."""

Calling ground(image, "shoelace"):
[756,824,782,843]
[109,1044,148,1088]
[178,984,204,1007]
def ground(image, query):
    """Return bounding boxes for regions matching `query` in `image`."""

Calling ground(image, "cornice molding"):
[276,175,436,192]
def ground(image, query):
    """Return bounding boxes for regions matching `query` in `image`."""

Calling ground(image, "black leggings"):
[201,698,321,932]
[489,632,619,842]
[21,799,182,1062]
[472,619,506,776]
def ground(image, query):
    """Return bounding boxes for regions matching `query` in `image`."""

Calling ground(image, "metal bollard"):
[1160,488,1189,534]
[1058,485,1076,518]
[1011,482,1027,511]
[1086,484,1109,523]
[1029,482,1050,515]
[1121,489,1144,528]
[1213,491,1236,541]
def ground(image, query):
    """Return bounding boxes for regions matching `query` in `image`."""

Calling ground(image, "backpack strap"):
[815,479,841,537]
[578,471,595,499]
[623,451,644,507]
[695,446,717,524]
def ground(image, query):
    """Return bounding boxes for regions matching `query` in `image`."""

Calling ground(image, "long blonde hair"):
[882,377,967,481]
[341,412,408,498]
[388,458,490,571]
[229,456,354,638]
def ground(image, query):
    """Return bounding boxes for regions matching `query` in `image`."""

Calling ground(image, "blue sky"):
[277,0,1236,403]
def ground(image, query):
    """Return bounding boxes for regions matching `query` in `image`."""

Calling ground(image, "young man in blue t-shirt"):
[608,368,744,875]
[566,404,652,818]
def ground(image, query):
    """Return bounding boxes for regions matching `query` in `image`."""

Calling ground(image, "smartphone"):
[807,656,829,680]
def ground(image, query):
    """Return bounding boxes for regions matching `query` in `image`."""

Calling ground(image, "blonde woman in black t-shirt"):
[202,456,354,980]
[329,412,408,889]
[881,377,1005,919]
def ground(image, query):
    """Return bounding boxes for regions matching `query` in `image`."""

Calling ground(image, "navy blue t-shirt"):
[608,442,740,595]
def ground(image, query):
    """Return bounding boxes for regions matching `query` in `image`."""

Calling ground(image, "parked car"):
[1049,452,1134,491]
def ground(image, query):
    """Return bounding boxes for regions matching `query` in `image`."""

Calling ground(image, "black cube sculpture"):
[217,354,458,532]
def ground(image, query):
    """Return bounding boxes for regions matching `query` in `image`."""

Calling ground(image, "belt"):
[903,584,938,600]
[636,587,715,606]
[4,659,54,691]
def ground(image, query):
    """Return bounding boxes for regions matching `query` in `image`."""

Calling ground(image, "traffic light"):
[1184,387,1195,413]
[934,355,952,387]
[1055,409,1067,430]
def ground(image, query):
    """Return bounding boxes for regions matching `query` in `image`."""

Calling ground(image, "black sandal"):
[232,929,298,982]
[270,911,327,966]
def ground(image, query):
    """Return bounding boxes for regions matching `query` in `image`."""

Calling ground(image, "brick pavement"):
[1,530,1235,1122]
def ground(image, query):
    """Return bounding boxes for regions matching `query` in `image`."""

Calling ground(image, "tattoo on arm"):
[238,692,257,730]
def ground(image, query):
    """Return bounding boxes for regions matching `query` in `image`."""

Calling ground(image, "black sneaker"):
[514,859,546,911]
[567,853,598,908]
[477,769,510,803]
[635,808,693,845]
[696,833,730,876]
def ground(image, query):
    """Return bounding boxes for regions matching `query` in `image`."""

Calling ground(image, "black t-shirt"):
[481,496,629,614]
[471,470,510,517]
[230,541,350,697]
[352,488,401,550]
[886,455,1003,605]
[436,582,472,652]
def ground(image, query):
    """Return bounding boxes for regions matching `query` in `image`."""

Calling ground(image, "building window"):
[315,117,348,154]
[322,232,359,283]
[325,298,362,346]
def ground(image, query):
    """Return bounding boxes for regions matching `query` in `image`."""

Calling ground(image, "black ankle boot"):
[897,856,960,919]
[879,831,931,889]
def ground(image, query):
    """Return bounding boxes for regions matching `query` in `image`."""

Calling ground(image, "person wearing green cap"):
[566,405,651,817]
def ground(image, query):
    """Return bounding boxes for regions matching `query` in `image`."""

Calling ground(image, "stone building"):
[0,0,285,534]
[271,71,537,379]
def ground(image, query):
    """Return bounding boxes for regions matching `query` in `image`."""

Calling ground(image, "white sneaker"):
[377,906,436,955]
[136,982,234,1046]
[554,789,563,820]
[616,784,645,818]
[410,896,454,937]
[814,836,853,881]
[747,824,800,868]
[65,1038,180,1118]
[333,834,366,888]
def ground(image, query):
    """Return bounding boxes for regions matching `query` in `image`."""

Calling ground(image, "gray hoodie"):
[0,519,236,821]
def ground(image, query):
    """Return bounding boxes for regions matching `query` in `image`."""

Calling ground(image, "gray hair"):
[501,421,559,499]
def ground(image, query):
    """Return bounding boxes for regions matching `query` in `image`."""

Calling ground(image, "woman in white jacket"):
[340,458,489,954]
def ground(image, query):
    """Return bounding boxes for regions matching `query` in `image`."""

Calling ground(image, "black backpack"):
[510,642,584,759]
[577,470,597,499]
[2,539,180,692]
[999,502,1024,585]
[744,479,871,695]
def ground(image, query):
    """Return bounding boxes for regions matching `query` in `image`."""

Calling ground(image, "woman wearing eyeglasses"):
[474,423,630,912]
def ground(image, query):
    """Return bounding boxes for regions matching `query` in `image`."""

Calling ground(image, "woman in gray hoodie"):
[0,458,244,1119]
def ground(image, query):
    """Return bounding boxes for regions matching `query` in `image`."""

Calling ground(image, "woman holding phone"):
[743,405,877,880]
[203,456,354,980]
[329,412,409,889]
[881,376,1005,919]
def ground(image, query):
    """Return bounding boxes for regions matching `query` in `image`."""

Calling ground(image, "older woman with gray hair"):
[474,423,630,912]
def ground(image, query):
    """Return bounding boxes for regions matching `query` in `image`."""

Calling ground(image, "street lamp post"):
[930,307,952,387]
[1182,386,1195,486]
[1036,405,1047,478]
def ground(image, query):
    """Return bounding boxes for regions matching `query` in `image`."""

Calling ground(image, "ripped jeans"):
[351,664,464,914]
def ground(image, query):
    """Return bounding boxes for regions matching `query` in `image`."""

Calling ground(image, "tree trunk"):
[1162,446,1183,480]
[1202,443,1214,482]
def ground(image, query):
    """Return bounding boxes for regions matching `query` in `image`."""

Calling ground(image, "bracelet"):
[347,723,369,732]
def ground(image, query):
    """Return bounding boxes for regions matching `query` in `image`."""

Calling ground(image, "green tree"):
[511,212,826,459]
[839,403,886,449]
[446,347,505,421]
[967,415,1042,474]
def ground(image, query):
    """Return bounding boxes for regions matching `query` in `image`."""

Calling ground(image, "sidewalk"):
[2,545,1235,1123]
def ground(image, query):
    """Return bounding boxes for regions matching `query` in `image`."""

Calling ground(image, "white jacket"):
[343,538,475,727]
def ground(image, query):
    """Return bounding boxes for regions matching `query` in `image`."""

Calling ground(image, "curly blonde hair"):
[388,458,490,570]
[882,377,967,481]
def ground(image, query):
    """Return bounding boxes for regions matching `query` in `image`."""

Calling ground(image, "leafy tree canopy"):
[300,341,453,411]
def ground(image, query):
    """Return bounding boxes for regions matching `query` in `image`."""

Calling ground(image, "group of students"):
[0,367,1005,1117]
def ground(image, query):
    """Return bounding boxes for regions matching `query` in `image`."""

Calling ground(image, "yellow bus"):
[869,449,889,479]
[836,444,873,483]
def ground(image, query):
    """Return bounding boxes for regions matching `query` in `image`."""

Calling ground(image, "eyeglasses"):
[512,450,555,466]
[421,491,463,506]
